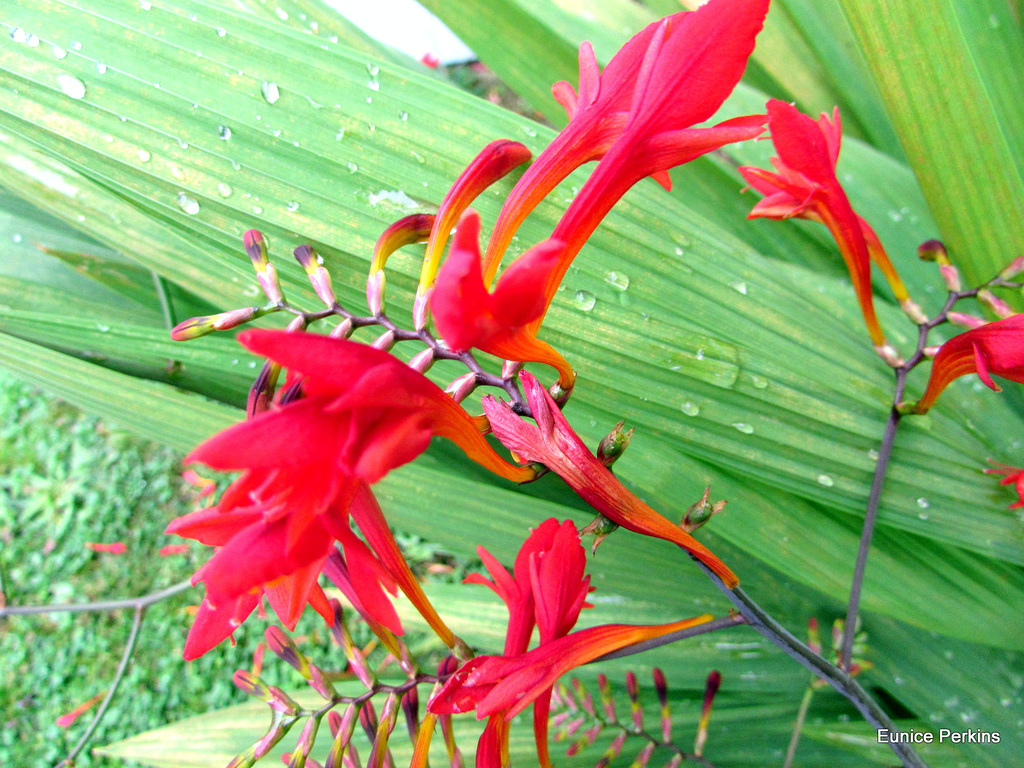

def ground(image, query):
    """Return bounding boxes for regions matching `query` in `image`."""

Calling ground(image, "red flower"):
[482,372,738,587]
[462,519,592,767]
[169,329,534,658]
[480,0,770,314]
[738,100,912,351]
[429,617,711,722]
[430,210,574,385]
[985,461,1024,509]
[912,314,1024,413]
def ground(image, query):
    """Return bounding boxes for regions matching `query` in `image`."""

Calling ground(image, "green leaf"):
[840,0,1024,287]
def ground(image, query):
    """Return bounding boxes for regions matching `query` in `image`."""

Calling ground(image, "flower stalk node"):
[682,486,726,533]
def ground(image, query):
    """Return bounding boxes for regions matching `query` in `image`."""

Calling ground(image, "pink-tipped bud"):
[401,688,420,741]
[308,665,336,700]
[652,668,671,742]
[625,671,643,730]
[267,685,300,715]
[408,348,434,374]
[596,674,616,721]
[266,626,311,679]
[682,487,727,533]
[999,254,1024,280]
[694,670,722,756]
[948,312,988,329]
[978,289,1015,319]
[371,330,396,352]
[289,717,320,768]
[445,372,477,403]
[294,245,336,307]
[900,298,928,325]
[874,343,904,368]
[329,318,354,339]
[244,230,270,268]
[571,679,595,716]
[939,263,961,292]
[159,544,189,557]
[232,670,272,700]
[326,703,360,768]
[171,306,261,340]
[918,239,949,264]
[367,270,386,315]
[256,262,284,305]
[367,694,400,768]
[597,420,634,467]
[922,344,942,358]
[634,742,656,768]
[56,692,104,727]
[501,359,523,380]
[412,289,431,331]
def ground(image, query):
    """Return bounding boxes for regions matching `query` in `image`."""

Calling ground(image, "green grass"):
[0,367,469,766]
[0,369,327,766]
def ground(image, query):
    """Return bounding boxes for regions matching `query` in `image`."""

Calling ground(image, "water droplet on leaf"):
[57,73,87,99]
[261,81,280,104]
[217,182,232,197]
[604,271,630,291]
[176,192,200,215]
[572,290,596,312]
[680,401,700,417]
[218,125,232,140]
[816,473,834,487]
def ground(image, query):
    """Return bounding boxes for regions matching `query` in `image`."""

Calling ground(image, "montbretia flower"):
[483,372,738,587]
[481,0,771,317]
[168,329,534,659]
[430,210,574,385]
[739,100,915,351]
[460,519,592,767]
[911,314,1024,413]
[429,616,711,722]
[985,461,1024,509]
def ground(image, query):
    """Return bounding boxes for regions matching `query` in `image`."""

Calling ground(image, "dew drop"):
[170,164,187,181]
[252,204,263,214]
[398,110,408,121]
[176,192,200,215]
[365,96,373,104]
[136,148,151,162]
[216,27,226,38]
[57,73,87,100]
[367,79,380,92]
[732,422,755,434]
[95,323,110,332]
[680,401,700,417]
[10,28,27,43]
[604,271,630,291]
[816,473,835,487]
[261,81,280,104]
[217,182,232,197]
[867,448,879,461]
[139,0,152,9]
[230,159,242,171]
[218,125,232,140]
[335,128,345,141]
[411,150,426,164]
[572,290,596,312]
[274,6,289,20]
[366,63,380,76]
[11,233,24,244]
[674,246,684,256]
[988,13,1000,29]
[52,45,68,59]
[750,375,768,389]
[729,280,748,295]
[916,497,930,509]
[95,62,107,74]
[70,41,83,51]
[520,125,537,137]
[346,161,358,174]
[286,201,300,212]
[918,511,930,521]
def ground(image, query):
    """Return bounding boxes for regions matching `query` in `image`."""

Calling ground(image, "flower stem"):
[695,563,928,768]
[840,396,902,672]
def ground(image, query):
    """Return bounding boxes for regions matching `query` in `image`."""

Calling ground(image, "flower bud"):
[325,703,360,768]
[694,670,722,756]
[401,687,420,741]
[244,229,270,269]
[329,318,354,339]
[939,263,961,292]
[597,420,634,467]
[371,329,396,352]
[266,626,311,679]
[408,348,434,374]
[501,359,523,380]
[294,245,336,307]
[682,487,727,532]
[367,694,400,768]
[287,717,320,768]
[874,343,904,368]
[257,262,284,305]
[171,307,261,340]
[233,670,272,700]
[445,372,477,403]
[247,360,282,418]
[947,312,987,330]
[367,269,386,315]
[267,685,301,715]
[899,298,928,325]
[999,254,1024,281]
[412,288,431,331]
[579,513,619,555]
[917,239,949,264]
[978,289,1015,319]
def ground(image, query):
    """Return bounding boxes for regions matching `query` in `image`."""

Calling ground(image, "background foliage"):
[1,0,1022,766]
